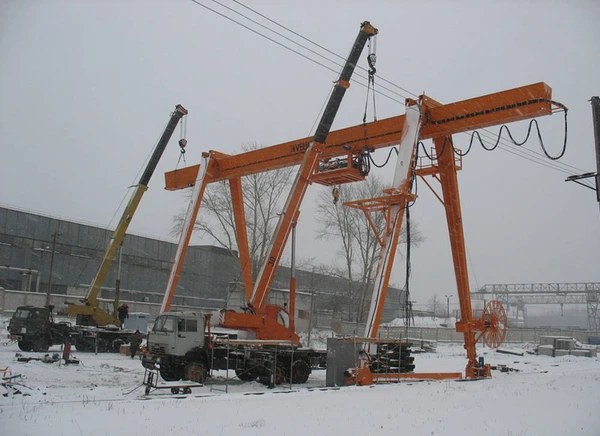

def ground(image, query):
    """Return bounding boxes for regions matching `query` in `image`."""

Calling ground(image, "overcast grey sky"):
[1,0,599,311]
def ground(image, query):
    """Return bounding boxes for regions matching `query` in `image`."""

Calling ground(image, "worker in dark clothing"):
[130,330,143,359]
[117,303,129,329]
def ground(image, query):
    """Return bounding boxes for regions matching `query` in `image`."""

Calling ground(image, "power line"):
[200,0,411,106]
[224,1,579,172]
[231,0,419,100]
[190,0,586,178]
[190,0,341,76]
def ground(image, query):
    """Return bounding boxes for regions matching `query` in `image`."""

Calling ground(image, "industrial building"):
[0,205,403,330]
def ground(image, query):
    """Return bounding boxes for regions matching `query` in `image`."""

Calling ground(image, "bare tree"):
[172,142,294,279]
[427,294,443,319]
[316,174,424,321]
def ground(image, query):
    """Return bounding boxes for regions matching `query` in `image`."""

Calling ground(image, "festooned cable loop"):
[456,112,568,160]
[424,99,568,160]
[367,146,398,168]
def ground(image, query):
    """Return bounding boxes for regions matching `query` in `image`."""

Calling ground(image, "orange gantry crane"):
[160,23,561,378]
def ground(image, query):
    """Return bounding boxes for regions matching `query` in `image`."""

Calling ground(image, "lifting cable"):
[358,151,371,176]
[402,149,421,329]
[403,203,412,329]
[362,35,378,124]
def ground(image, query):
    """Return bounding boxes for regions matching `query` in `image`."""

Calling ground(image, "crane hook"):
[332,186,340,205]
[367,53,376,75]
[178,139,187,154]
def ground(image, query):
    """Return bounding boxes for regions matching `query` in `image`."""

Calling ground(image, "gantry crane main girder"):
[162,73,556,374]
[165,83,552,188]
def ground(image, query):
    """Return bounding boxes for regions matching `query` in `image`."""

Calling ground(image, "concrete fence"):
[314,316,593,344]
[375,325,592,345]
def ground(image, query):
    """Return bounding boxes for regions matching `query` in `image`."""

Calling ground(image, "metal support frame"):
[474,282,600,333]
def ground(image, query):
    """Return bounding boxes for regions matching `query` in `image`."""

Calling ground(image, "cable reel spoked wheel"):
[481,300,507,349]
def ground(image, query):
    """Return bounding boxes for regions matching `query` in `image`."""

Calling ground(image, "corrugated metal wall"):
[0,206,404,321]
[0,206,238,307]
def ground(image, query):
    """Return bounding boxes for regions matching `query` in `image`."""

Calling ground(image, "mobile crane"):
[8,105,189,352]
[63,104,188,351]
[152,23,563,382]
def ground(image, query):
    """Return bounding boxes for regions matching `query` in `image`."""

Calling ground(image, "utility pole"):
[46,228,61,306]
[289,221,297,334]
[445,294,453,319]
[307,266,316,348]
[565,96,600,219]
[593,96,600,215]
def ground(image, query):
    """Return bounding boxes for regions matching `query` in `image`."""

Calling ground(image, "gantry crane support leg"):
[432,135,478,372]
[229,176,254,302]
[362,103,423,340]
[161,154,215,313]
[364,204,406,340]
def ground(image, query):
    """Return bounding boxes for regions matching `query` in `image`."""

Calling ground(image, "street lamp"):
[444,294,453,319]
[45,229,62,306]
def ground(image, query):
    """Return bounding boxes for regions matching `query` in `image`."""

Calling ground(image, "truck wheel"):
[110,339,125,353]
[75,338,94,352]
[184,362,206,383]
[259,361,285,386]
[32,337,50,352]
[18,341,33,352]
[288,359,310,384]
[159,365,184,381]
[235,367,258,382]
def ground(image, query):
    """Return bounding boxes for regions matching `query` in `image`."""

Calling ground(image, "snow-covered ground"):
[1,321,599,436]
[382,316,458,328]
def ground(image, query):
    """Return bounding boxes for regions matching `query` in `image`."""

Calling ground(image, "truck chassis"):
[146,338,326,386]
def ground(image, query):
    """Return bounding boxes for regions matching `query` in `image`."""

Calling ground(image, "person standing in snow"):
[130,330,143,359]
[117,303,129,329]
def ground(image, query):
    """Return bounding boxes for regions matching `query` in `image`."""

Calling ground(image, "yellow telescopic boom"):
[66,105,188,327]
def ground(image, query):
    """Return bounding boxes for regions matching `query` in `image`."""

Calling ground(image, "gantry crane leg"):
[432,135,482,377]
[229,176,254,302]
[161,154,215,313]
